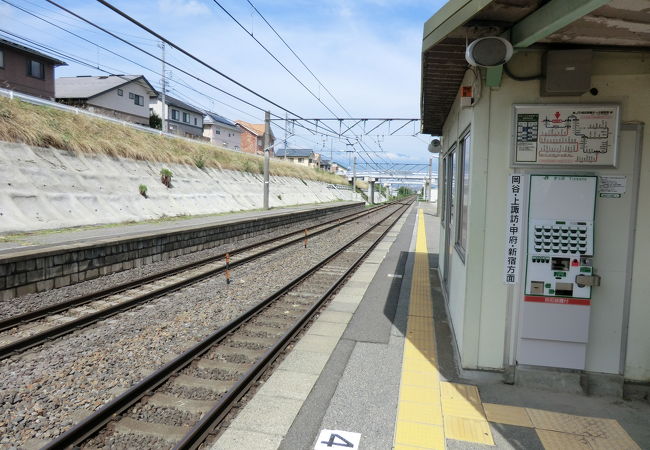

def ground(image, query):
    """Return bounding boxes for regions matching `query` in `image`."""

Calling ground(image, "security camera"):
[466,36,513,67]
[428,138,441,154]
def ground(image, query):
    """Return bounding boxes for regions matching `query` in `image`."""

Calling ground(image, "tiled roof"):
[235,120,267,136]
[153,94,204,115]
[275,148,314,158]
[56,75,156,99]
[0,37,66,66]
[204,111,238,128]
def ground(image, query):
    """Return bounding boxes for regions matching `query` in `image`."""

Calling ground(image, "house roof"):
[421,0,650,135]
[204,111,238,128]
[275,148,315,158]
[0,37,67,66]
[235,120,274,139]
[153,93,204,115]
[56,75,157,99]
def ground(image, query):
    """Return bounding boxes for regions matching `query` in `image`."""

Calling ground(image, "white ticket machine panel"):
[518,175,598,370]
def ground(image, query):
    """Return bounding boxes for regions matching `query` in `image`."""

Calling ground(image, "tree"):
[149,111,162,130]
[397,186,414,198]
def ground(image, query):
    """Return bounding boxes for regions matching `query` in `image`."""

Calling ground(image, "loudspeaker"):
[428,139,441,153]
[465,37,513,67]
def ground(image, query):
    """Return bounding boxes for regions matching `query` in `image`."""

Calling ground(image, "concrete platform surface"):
[210,201,650,450]
[0,201,361,254]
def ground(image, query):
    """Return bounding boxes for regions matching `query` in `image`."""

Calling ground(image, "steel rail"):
[176,200,413,449]
[43,200,413,449]
[0,203,392,359]
[0,204,372,333]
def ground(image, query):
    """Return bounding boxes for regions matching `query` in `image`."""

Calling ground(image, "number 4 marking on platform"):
[322,434,353,447]
[314,429,361,450]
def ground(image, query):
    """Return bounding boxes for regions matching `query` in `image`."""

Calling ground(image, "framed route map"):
[511,104,620,167]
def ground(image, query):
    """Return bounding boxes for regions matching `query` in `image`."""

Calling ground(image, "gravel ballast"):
[0,206,397,447]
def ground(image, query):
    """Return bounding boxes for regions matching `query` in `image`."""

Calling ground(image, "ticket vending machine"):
[517,174,600,370]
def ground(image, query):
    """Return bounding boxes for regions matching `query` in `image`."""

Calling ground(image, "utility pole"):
[283,111,288,160]
[160,41,167,133]
[428,156,432,202]
[263,111,271,210]
[352,154,357,201]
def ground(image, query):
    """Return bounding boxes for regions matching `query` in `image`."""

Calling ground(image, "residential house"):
[275,148,321,168]
[320,159,332,172]
[150,94,205,140]
[235,120,275,156]
[203,112,241,150]
[0,37,66,99]
[331,161,348,176]
[56,75,156,125]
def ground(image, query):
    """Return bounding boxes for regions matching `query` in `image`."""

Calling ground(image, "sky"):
[0,0,447,170]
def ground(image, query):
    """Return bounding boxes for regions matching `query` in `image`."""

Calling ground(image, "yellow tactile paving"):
[400,386,441,404]
[402,371,440,388]
[394,209,495,449]
[483,403,533,428]
[536,429,592,450]
[441,397,487,421]
[444,415,495,445]
[398,400,444,425]
[527,409,641,449]
[440,382,482,405]
[395,421,445,449]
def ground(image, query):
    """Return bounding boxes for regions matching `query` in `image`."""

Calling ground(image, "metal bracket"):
[576,274,601,288]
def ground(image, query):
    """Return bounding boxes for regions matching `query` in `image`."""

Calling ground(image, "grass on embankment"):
[0,96,348,185]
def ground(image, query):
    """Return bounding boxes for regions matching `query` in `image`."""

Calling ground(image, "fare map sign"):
[512,104,619,167]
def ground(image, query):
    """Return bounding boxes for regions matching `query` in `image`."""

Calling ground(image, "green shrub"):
[160,168,173,188]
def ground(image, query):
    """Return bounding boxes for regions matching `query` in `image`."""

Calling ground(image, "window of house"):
[129,92,134,99]
[215,130,221,135]
[298,158,304,163]
[0,50,4,69]
[456,130,471,260]
[194,117,197,126]
[133,94,144,106]
[182,112,189,123]
[27,60,44,79]
[171,109,179,121]
[117,88,123,96]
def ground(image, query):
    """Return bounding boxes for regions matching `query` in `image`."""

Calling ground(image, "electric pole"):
[160,41,167,133]
[352,154,357,201]
[428,156,432,202]
[283,112,288,160]
[263,111,271,210]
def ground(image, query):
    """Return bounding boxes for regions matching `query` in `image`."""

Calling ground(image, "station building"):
[421,0,650,393]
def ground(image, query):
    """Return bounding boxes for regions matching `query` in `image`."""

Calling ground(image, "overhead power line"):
[89,0,328,129]
[245,0,353,118]
[44,0,287,117]
[209,0,344,127]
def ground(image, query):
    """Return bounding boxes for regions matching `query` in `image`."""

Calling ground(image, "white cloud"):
[157,0,210,17]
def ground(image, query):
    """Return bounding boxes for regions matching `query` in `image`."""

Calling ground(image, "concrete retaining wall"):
[0,142,364,233]
[0,202,363,300]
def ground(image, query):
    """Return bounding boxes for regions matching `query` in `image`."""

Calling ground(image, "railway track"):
[43,199,412,449]
[0,202,393,359]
